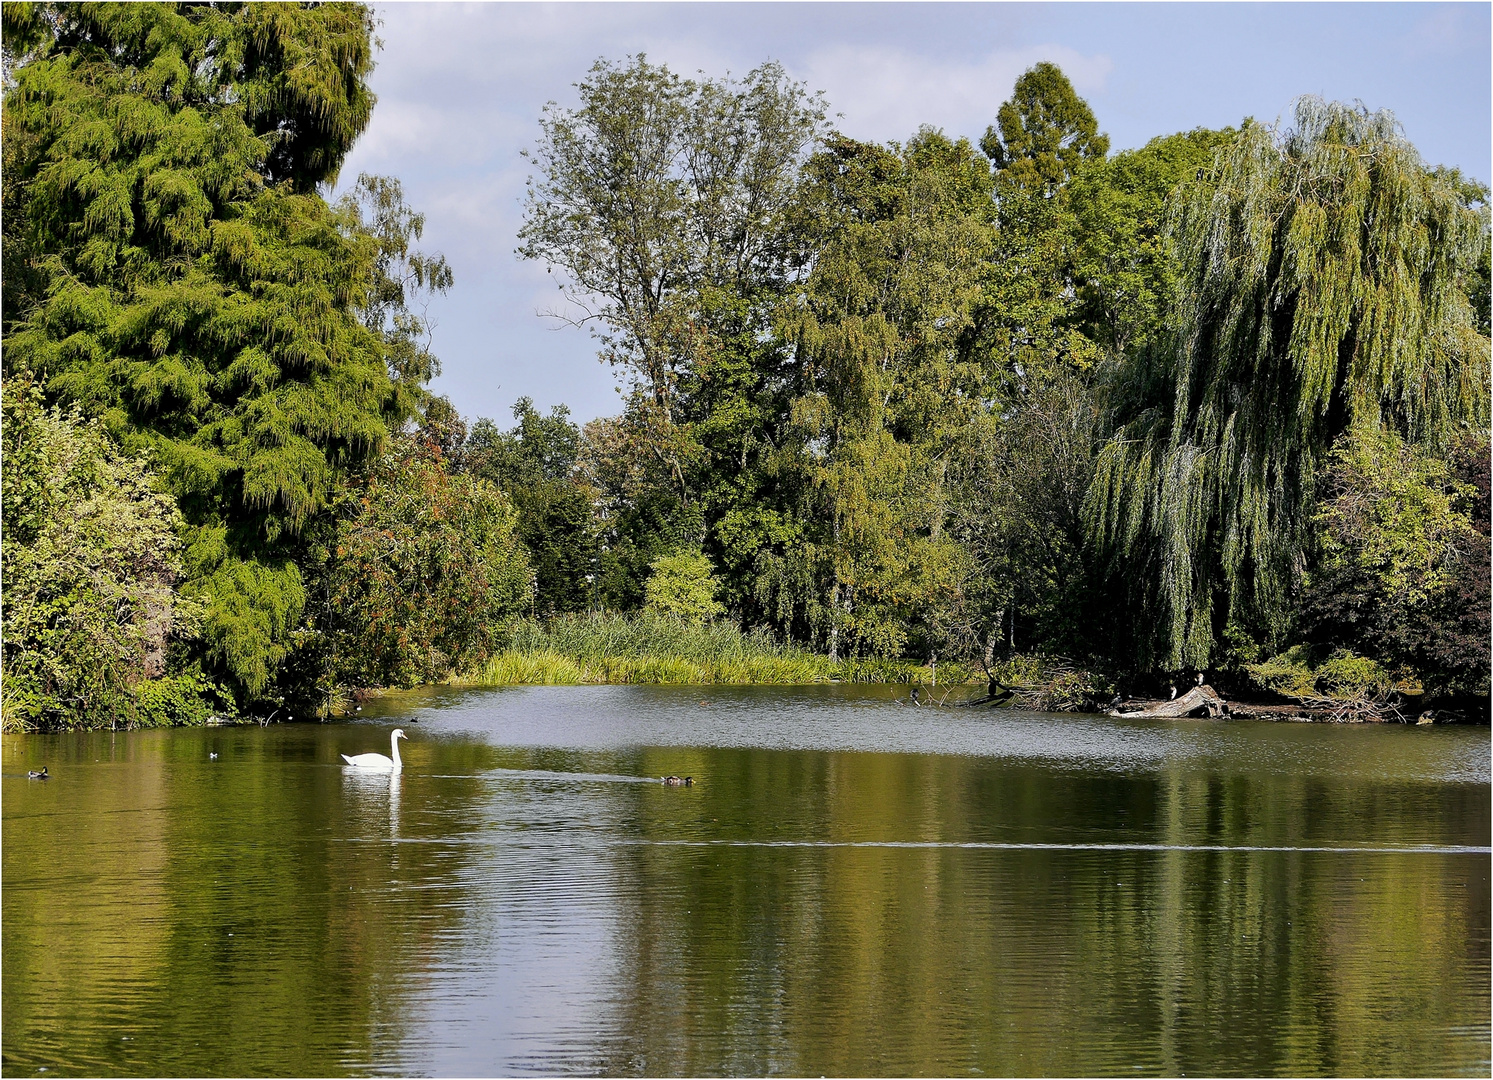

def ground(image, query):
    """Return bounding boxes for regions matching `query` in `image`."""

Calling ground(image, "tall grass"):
[459,612,970,686]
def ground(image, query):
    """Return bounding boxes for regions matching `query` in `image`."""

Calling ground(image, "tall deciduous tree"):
[948,65,1113,664]
[1067,126,1239,359]
[517,54,828,610]
[1,2,439,702]
[518,56,825,436]
[1088,98,1492,669]
[770,130,992,658]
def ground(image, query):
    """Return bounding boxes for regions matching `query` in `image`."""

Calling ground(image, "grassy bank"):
[458,613,972,686]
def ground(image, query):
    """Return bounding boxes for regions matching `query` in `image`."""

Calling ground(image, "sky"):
[332,1,1493,426]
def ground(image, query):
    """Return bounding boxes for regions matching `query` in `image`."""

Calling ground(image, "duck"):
[662,775,694,787]
[342,729,408,772]
[27,766,47,780]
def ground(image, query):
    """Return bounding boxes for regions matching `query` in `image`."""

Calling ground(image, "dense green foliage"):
[644,551,726,624]
[319,438,530,691]
[1,1,406,706]
[0,2,466,722]
[5,19,1486,723]
[1,376,229,730]
[1088,99,1490,670]
[1300,430,1490,695]
[465,398,598,616]
[517,55,829,618]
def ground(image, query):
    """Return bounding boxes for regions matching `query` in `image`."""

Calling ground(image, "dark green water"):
[3,685,1488,1077]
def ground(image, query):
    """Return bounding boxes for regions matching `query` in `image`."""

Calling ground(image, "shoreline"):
[10,675,1485,734]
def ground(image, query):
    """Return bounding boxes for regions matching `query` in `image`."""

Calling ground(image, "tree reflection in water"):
[3,693,1488,1077]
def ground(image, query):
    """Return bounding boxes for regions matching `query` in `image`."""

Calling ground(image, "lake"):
[3,685,1488,1076]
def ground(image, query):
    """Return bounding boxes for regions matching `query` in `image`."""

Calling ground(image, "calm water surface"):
[3,685,1489,1076]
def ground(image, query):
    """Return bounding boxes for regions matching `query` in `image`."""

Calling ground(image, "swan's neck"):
[390,733,402,770]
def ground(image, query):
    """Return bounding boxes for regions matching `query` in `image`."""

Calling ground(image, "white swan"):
[342,728,407,771]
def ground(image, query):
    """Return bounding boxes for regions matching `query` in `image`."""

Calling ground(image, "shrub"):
[125,673,237,729]
[1312,650,1404,699]
[1245,646,1413,701]
[1243,656,1317,700]
[323,439,532,689]
[643,551,725,624]
[1,381,207,731]
[1302,428,1488,695]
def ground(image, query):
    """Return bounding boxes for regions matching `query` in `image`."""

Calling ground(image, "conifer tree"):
[981,61,1109,195]
[1,2,417,701]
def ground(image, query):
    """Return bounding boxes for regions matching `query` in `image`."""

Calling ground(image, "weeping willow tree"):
[1088,98,1491,670]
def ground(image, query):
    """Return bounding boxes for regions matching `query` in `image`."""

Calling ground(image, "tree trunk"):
[1112,685,1228,719]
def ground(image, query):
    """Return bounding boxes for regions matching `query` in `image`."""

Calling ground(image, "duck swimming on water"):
[27,767,47,780]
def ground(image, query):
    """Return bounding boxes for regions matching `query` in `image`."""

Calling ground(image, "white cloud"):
[801,43,1114,145]
[1404,3,1485,59]
[323,3,1484,425]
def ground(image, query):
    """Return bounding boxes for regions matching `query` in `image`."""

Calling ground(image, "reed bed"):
[459,612,970,686]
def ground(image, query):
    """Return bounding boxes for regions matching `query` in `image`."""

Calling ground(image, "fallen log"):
[1111,684,1228,719]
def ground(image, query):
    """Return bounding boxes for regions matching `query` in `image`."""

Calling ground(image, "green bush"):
[1302,429,1487,695]
[323,439,532,689]
[1,381,211,732]
[644,551,726,624]
[124,673,237,729]
[1245,646,1412,701]
[1312,650,1403,699]
[1243,659,1317,699]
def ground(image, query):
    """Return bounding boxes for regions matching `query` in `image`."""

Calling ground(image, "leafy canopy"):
[770,130,992,659]
[644,551,726,625]
[466,398,599,617]
[0,2,437,700]
[1302,429,1489,694]
[1088,98,1492,669]
[517,54,827,497]
[323,439,532,690]
[1,376,214,730]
